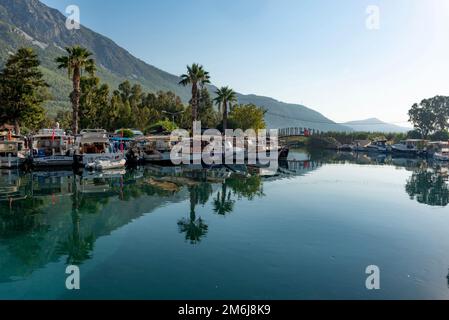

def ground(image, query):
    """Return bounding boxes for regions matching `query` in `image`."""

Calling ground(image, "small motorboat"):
[434,148,449,161]
[366,140,388,153]
[85,158,127,171]
[391,139,426,155]
[338,144,354,152]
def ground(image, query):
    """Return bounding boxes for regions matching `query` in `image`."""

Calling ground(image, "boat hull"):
[0,156,26,168]
[86,159,127,171]
[76,153,126,167]
[32,155,74,167]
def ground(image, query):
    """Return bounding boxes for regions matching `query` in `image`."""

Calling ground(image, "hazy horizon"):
[41,0,449,126]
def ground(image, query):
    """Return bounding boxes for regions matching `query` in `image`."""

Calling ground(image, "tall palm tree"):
[213,86,237,131]
[56,46,95,134]
[179,64,210,122]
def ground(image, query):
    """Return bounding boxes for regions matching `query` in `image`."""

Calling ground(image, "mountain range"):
[2,0,405,133]
[343,118,411,133]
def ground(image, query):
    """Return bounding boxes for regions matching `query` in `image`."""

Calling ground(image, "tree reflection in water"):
[177,183,210,244]
[178,172,265,244]
[57,175,94,265]
[406,165,449,207]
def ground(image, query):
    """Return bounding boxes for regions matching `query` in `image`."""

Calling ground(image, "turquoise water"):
[1,150,449,300]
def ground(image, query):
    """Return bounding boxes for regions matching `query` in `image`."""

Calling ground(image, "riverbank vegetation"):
[1,46,448,139]
[0,47,267,135]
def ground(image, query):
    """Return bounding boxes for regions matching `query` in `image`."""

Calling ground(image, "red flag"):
[7,129,12,141]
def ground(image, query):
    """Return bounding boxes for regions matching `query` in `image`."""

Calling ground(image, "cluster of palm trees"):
[56,45,238,134]
[179,63,237,131]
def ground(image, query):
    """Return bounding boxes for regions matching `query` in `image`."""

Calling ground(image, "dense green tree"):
[0,48,49,135]
[408,96,449,138]
[56,46,96,134]
[79,76,110,129]
[228,103,266,131]
[214,86,237,131]
[179,64,210,122]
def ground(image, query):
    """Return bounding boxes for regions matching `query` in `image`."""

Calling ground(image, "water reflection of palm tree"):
[213,183,234,216]
[177,184,209,244]
[57,176,94,265]
[405,166,449,207]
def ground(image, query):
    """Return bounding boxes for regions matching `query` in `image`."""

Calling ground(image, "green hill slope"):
[0,0,349,131]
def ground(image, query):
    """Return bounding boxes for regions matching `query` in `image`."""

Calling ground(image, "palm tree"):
[179,64,210,122]
[56,46,95,134]
[213,86,237,131]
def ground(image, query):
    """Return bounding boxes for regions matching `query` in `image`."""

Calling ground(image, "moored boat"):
[74,129,125,168]
[0,133,29,168]
[365,139,388,153]
[31,129,74,167]
[391,139,426,155]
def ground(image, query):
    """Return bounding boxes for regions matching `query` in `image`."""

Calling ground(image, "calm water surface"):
[1,150,449,300]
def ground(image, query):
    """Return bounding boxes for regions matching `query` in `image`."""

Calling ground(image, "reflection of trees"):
[57,176,94,265]
[177,184,210,244]
[406,167,449,207]
[226,174,264,200]
[213,183,234,216]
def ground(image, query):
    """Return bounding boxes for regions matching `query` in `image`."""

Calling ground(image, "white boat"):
[74,129,125,167]
[0,137,28,168]
[434,148,449,161]
[391,139,425,154]
[365,140,388,153]
[31,129,74,167]
[85,158,127,171]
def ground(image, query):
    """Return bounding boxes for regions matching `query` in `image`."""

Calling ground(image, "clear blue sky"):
[41,0,449,124]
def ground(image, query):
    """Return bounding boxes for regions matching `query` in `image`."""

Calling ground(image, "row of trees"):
[408,95,449,139]
[0,46,266,135]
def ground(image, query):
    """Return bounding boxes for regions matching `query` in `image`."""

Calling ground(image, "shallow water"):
[0,150,449,300]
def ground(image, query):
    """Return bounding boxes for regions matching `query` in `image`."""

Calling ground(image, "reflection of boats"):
[0,134,29,168]
[81,169,126,179]
[74,129,125,168]
[31,170,74,197]
[31,129,74,167]
[434,149,449,161]
[0,170,27,201]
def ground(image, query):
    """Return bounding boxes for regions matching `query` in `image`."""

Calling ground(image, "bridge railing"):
[278,128,320,137]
